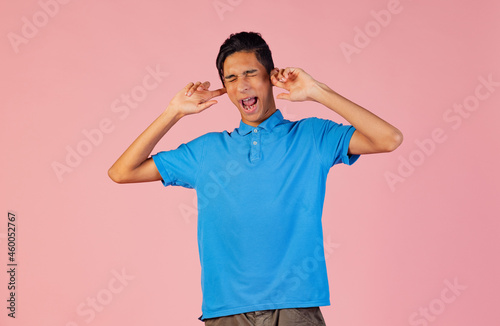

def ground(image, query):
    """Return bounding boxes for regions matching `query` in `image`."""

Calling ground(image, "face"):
[223,51,277,127]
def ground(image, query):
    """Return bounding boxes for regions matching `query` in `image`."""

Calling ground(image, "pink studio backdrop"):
[1,0,499,325]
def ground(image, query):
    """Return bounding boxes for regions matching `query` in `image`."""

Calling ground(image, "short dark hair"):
[216,32,274,85]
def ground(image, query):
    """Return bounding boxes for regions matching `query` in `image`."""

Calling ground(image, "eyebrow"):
[224,69,258,80]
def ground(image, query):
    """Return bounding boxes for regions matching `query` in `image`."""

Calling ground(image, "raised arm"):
[108,81,226,183]
[271,67,403,155]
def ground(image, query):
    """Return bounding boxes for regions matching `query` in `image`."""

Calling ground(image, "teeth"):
[241,97,257,111]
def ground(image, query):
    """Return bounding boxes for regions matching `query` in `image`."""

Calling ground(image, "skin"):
[108,50,403,183]
[269,65,404,155]
[222,51,277,127]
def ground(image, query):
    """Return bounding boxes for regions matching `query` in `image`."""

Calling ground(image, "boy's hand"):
[271,67,325,102]
[168,81,226,117]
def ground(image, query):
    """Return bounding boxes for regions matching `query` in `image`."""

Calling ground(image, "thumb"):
[276,92,291,101]
[199,100,218,111]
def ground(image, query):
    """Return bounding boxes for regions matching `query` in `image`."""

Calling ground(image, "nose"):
[236,76,250,93]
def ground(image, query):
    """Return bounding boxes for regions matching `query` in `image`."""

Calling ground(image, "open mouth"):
[240,97,258,112]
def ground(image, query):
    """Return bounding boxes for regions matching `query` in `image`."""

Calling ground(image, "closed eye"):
[244,69,258,77]
[224,69,259,82]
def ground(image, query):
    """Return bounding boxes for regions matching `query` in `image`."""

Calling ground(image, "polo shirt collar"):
[236,110,284,136]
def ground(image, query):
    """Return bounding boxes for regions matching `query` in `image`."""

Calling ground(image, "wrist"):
[164,104,185,121]
[309,81,334,103]
[161,106,185,125]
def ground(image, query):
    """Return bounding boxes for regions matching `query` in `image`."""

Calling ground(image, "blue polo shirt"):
[152,110,359,319]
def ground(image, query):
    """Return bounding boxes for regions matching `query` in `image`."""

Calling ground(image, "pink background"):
[1,0,499,325]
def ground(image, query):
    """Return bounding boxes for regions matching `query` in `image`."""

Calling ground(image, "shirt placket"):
[250,127,261,162]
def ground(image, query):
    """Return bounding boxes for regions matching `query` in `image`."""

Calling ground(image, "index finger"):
[282,67,297,80]
[209,87,227,98]
[271,74,286,89]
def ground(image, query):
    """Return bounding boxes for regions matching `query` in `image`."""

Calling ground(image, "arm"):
[270,67,403,155]
[108,81,226,183]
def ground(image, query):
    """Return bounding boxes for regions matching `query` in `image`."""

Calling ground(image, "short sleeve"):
[152,135,206,188]
[311,118,360,167]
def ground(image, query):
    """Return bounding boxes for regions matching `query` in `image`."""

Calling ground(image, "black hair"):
[216,32,274,85]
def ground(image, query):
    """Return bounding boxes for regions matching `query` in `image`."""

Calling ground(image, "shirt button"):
[253,129,258,133]
[253,141,258,145]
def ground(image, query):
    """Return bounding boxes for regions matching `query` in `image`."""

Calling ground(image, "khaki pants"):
[204,307,326,326]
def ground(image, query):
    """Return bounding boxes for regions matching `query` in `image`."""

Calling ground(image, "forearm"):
[311,82,403,152]
[108,81,225,183]
[108,107,182,181]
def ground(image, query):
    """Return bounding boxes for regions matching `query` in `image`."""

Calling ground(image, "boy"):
[109,32,403,325]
